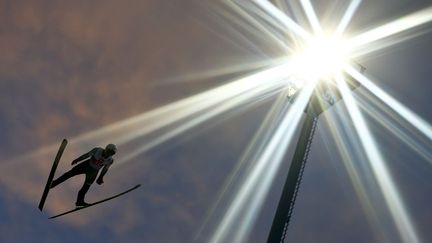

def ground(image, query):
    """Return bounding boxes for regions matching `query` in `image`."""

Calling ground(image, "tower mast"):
[267,66,364,243]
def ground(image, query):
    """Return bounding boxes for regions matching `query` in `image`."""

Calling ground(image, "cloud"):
[2,1,431,242]
[0,1,272,238]
[0,0,202,156]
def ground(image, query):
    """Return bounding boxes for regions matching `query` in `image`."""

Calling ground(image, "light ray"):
[322,110,391,242]
[336,73,421,243]
[194,92,290,241]
[4,1,430,241]
[300,0,323,34]
[220,0,293,52]
[116,62,302,164]
[335,0,362,36]
[279,0,311,47]
[356,94,432,164]
[348,6,432,48]
[232,0,301,49]
[351,27,432,58]
[345,64,432,142]
[112,68,286,148]
[6,61,298,166]
[208,81,316,243]
[116,79,285,165]
[254,0,312,41]
[156,58,279,85]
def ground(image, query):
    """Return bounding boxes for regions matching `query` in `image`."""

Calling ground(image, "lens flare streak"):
[208,81,316,243]
[6,1,431,242]
[336,73,421,243]
[335,0,362,36]
[300,0,323,34]
[222,0,293,51]
[117,79,286,165]
[348,6,432,48]
[322,110,391,242]
[9,61,304,167]
[345,65,432,142]
[254,0,312,41]
[356,95,432,164]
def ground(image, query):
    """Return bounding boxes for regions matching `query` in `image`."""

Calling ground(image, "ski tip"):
[134,184,141,189]
[62,138,68,144]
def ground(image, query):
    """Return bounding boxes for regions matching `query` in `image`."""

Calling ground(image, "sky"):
[1,0,432,242]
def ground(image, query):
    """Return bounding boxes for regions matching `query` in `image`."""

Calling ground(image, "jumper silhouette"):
[51,144,117,207]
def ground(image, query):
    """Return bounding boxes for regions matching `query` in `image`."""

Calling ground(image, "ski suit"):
[51,147,113,204]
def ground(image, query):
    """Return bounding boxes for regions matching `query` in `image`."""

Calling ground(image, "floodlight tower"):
[267,64,366,243]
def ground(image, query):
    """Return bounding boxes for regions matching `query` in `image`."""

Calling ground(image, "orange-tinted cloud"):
[0,0,250,158]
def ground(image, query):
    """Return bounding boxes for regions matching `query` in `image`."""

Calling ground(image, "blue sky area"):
[1,0,432,242]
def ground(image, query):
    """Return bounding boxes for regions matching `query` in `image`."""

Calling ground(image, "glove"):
[96,178,104,185]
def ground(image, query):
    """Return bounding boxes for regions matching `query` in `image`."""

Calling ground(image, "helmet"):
[105,144,117,155]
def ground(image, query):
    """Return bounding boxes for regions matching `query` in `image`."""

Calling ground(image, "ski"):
[49,184,141,219]
[38,139,68,211]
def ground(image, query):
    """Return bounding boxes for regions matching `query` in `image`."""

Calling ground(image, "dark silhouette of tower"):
[267,66,365,243]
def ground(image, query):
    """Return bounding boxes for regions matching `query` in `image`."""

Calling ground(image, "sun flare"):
[291,35,351,82]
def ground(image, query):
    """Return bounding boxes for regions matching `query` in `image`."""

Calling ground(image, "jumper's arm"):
[97,163,111,184]
[71,148,96,165]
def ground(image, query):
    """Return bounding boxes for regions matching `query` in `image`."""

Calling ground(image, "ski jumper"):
[51,147,114,204]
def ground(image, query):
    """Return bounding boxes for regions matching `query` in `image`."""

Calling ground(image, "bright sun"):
[291,35,351,82]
